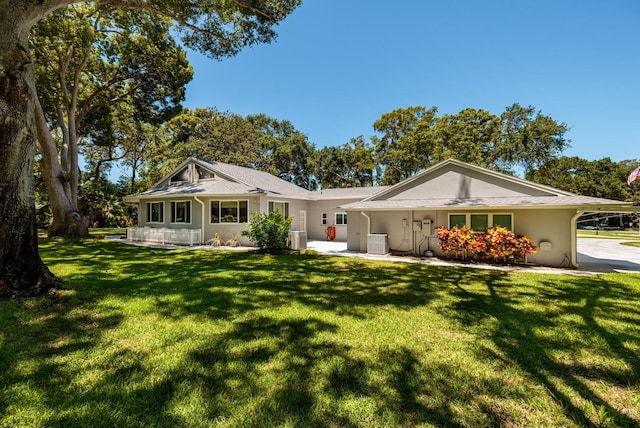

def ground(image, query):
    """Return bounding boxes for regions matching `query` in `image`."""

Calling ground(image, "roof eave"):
[341,203,633,211]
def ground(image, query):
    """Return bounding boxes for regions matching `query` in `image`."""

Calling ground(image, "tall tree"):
[431,108,501,167]
[248,114,316,190]
[31,4,193,237]
[157,109,317,189]
[168,107,263,166]
[497,103,570,174]
[315,136,377,188]
[371,106,438,184]
[0,0,301,298]
[526,156,636,202]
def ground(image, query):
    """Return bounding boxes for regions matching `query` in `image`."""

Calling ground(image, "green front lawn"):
[1,239,639,427]
[578,229,640,240]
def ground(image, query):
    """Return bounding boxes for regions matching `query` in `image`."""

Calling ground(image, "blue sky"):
[182,0,639,163]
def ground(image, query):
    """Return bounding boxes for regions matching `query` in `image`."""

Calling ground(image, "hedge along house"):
[123,157,387,246]
[339,158,633,268]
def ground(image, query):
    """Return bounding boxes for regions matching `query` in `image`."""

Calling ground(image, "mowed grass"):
[1,240,639,427]
[578,229,640,240]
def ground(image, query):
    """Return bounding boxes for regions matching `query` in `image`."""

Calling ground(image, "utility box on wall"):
[422,219,433,236]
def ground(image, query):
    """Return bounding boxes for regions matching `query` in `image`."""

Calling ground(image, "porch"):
[126,227,202,246]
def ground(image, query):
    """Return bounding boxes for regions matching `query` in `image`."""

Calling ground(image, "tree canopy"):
[0,0,301,297]
[32,3,193,237]
[526,156,640,203]
[370,103,569,184]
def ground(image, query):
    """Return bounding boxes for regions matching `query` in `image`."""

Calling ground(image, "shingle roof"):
[340,195,630,210]
[311,186,390,200]
[135,180,263,198]
[200,160,312,198]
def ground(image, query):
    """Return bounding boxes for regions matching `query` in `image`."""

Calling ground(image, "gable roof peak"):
[363,158,575,201]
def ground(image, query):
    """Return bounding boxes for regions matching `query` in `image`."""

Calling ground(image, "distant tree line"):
[34,102,640,229]
[30,4,639,236]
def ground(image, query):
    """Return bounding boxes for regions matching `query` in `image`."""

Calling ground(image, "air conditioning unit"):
[288,230,307,250]
[367,233,388,255]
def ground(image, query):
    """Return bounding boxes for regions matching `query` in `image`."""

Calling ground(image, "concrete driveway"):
[577,238,640,273]
[308,239,640,274]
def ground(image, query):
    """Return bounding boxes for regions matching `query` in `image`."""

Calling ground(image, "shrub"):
[438,225,537,264]
[241,211,293,254]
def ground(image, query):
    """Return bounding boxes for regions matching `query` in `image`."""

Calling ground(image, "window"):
[321,213,327,225]
[449,214,466,229]
[210,200,248,224]
[269,201,289,218]
[470,214,488,232]
[171,201,191,223]
[170,167,190,184]
[449,213,513,231]
[335,212,347,225]
[492,214,512,230]
[146,202,164,223]
[195,165,215,180]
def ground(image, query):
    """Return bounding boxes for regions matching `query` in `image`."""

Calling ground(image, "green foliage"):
[78,178,133,227]
[241,211,293,253]
[249,113,317,189]
[527,156,640,203]
[371,103,569,184]
[315,135,377,188]
[438,225,537,263]
[157,108,317,189]
[498,103,570,174]
[372,106,438,184]
[32,4,194,140]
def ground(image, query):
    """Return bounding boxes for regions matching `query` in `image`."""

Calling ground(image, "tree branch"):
[232,0,277,21]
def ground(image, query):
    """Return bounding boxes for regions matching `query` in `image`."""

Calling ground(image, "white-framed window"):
[170,166,190,184]
[171,200,191,224]
[321,213,327,225]
[210,200,248,224]
[146,201,164,223]
[448,213,513,231]
[335,212,347,225]
[195,165,215,180]
[269,201,289,218]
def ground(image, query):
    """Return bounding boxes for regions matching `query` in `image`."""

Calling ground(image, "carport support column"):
[571,209,584,268]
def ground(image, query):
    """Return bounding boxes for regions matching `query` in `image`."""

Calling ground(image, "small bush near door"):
[242,211,293,254]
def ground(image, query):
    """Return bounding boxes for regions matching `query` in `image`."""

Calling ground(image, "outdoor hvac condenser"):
[288,230,307,250]
[367,233,389,255]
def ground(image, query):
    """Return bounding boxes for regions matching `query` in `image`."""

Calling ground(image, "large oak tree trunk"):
[35,97,90,238]
[0,4,61,298]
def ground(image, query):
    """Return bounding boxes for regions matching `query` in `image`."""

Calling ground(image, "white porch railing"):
[126,227,201,246]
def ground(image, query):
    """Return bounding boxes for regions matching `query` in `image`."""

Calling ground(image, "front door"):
[299,210,307,232]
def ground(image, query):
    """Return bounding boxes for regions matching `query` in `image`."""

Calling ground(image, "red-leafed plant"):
[438,225,537,264]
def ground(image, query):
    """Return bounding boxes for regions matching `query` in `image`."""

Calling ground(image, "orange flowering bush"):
[438,225,537,263]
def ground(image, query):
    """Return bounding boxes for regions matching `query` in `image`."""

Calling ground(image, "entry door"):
[299,210,307,232]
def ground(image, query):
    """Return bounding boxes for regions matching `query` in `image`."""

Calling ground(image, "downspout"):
[360,211,371,235]
[570,209,584,268]
[361,211,371,252]
[194,196,205,244]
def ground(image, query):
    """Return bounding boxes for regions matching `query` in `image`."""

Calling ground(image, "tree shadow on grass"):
[177,316,532,427]
[14,239,638,426]
[446,274,640,427]
[43,240,508,321]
